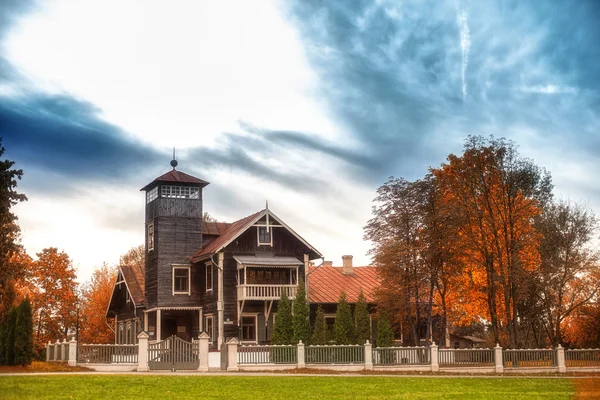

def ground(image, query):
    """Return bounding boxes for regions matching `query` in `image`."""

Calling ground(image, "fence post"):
[430,342,439,372]
[68,338,77,366]
[54,340,61,361]
[494,344,504,373]
[297,340,305,369]
[62,339,68,362]
[198,332,209,372]
[46,342,51,362]
[556,344,566,373]
[226,338,239,372]
[364,341,373,371]
[137,331,149,372]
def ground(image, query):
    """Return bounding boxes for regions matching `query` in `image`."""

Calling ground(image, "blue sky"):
[1,0,599,281]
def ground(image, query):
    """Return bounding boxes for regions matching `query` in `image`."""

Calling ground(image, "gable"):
[191,208,322,262]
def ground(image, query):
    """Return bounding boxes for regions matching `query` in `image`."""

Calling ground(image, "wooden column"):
[217,252,224,350]
[156,309,162,341]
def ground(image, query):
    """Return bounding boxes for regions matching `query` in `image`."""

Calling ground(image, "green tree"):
[3,307,17,365]
[13,299,33,366]
[0,138,27,322]
[376,312,394,348]
[355,291,371,344]
[333,292,356,344]
[292,279,310,345]
[272,291,293,344]
[311,305,329,345]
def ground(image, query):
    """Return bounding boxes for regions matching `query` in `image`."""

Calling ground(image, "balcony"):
[237,284,298,301]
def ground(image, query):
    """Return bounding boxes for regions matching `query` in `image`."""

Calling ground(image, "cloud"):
[456,9,470,100]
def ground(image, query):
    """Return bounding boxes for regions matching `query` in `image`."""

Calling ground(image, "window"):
[241,315,257,343]
[161,185,199,199]
[206,263,213,292]
[204,315,214,343]
[146,187,158,204]
[148,224,154,251]
[257,226,272,246]
[172,266,190,295]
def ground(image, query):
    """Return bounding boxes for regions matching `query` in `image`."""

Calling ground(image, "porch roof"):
[233,255,303,269]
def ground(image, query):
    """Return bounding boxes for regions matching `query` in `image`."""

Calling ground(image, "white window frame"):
[257,226,273,246]
[240,313,259,344]
[148,223,154,252]
[205,262,213,292]
[146,186,158,204]
[161,185,200,199]
[172,265,191,295]
[204,315,214,343]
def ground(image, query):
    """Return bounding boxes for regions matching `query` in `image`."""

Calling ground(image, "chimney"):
[342,255,354,275]
[323,261,333,267]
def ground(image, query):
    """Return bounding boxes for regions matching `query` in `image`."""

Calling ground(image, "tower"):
[140,157,209,311]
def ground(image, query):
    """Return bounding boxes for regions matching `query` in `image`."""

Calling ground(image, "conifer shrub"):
[292,279,310,346]
[13,299,34,366]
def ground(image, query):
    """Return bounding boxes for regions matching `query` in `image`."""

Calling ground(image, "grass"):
[0,375,577,399]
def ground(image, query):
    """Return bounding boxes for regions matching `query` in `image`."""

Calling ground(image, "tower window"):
[173,266,190,295]
[161,185,199,199]
[258,226,272,246]
[206,262,213,292]
[148,224,155,251]
[146,187,158,204]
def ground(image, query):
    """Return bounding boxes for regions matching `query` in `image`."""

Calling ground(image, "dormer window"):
[161,185,199,199]
[146,187,158,204]
[258,226,272,246]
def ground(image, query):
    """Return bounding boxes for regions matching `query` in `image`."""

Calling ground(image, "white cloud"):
[518,84,577,94]
[456,9,470,100]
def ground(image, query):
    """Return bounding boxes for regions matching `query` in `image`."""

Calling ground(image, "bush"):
[355,291,371,345]
[3,307,17,365]
[311,305,329,345]
[376,312,394,348]
[13,299,34,366]
[333,292,356,345]
[272,291,293,345]
[292,279,310,345]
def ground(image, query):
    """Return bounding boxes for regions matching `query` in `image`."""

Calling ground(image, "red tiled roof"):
[202,221,231,236]
[308,265,380,304]
[119,264,145,306]
[140,169,209,191]
[191,210,264,262]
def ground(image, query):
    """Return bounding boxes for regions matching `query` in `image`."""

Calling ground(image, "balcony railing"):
[237,284,298,300]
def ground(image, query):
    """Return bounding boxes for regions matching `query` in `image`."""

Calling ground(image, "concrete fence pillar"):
[61,339,68,362]
[494,344,504,373]
[197,332,209,372]
[297,340,305,369]
[137,331,149,372]
[226,338,239,372]
[54,340,60,361]
[430,342,439,372]
[556,344,566,373]
[364,341,373,371]
[46,342,51,362]
[68,338,77,366]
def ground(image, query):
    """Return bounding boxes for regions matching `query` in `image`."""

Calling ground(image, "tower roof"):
[140,169,210,191]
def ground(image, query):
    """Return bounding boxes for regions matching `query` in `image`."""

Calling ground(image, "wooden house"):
[107,161,322,348]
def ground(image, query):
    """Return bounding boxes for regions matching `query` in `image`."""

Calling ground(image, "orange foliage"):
[79,264,116,344]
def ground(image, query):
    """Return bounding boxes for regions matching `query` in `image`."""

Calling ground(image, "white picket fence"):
[45,337,600,373]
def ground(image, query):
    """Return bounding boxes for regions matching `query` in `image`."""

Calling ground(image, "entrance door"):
[148,335,199,371]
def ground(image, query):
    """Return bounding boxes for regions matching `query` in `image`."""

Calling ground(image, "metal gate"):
[148,335,199,371]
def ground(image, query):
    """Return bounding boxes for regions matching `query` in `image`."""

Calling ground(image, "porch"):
[234,255,302,301]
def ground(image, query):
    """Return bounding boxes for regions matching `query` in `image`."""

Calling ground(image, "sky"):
[1,0,600,283]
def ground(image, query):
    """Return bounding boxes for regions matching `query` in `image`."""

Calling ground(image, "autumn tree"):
[119,245,145,270]
[79,264,117,344]
[0,138,27,322]
[26,248,78,352]
[432,136,552,347]
[535,201,599,346]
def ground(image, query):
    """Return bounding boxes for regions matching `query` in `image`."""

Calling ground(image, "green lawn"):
[0,375,575,399]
